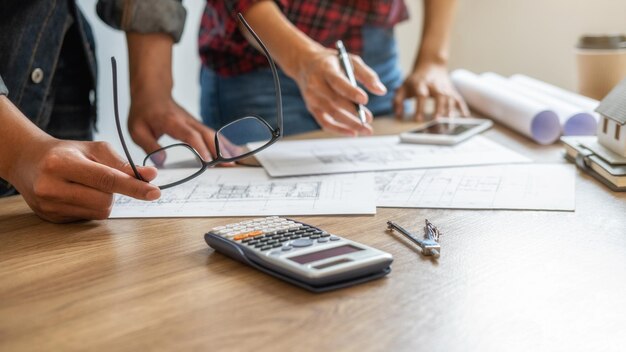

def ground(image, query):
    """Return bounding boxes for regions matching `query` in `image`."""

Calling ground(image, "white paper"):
[375,164,576,211]
[482,72,597,136]
[110,168,376,218]
[510,74,600,113]
[451,69,561,145]
[249,135,531,177]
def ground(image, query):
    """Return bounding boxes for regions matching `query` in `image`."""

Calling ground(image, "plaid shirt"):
[199,0,409,76]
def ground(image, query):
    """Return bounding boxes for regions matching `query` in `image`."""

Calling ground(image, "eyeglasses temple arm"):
[111,57,145,181]
[236,13,283,137]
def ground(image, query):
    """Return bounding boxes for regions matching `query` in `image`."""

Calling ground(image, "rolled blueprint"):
[510,74,600,113]
[451,69,561,145]
[482,72,597,136]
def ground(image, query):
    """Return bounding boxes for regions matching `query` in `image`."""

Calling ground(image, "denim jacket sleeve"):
[96,0,186,43]
[0,75,7,96]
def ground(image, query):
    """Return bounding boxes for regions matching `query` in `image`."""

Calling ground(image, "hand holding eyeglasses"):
[0,13,275,223]
[10,138,160,223]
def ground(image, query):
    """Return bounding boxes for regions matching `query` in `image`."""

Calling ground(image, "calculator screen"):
[288,245,363,264]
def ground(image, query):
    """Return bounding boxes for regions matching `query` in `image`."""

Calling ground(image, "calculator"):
[204,217,393,292]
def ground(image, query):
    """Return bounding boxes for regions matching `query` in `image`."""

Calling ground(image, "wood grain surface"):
[1,118,625,352]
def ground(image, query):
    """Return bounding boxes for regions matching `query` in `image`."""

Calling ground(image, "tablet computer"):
[400,118,493,145]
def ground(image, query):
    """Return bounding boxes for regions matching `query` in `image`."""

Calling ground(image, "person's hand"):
[124,32,240,165]
[393,62,469,121]
[9,138,161,223]
[237,2,386,136]
[128,96,225,165]
[290,45,388,136]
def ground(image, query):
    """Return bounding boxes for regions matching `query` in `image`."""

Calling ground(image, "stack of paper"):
[249,135,530,177]
[111,168,376,218]
[111,130,577,218]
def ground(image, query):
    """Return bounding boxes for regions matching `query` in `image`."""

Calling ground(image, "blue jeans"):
[200,26,404,145]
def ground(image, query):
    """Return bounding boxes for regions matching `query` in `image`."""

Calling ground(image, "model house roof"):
[596,77,626,125]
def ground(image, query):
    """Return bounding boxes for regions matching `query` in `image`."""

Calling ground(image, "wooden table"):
[1,118,625,351]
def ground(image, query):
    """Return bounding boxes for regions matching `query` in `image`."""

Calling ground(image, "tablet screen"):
[411,123,477,136]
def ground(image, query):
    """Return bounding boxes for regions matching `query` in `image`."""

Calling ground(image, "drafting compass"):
[386,220,442,257]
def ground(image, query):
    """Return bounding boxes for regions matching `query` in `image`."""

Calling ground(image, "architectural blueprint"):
[110,168,376,218]
[375,164,575,211]
[249,135,531,177]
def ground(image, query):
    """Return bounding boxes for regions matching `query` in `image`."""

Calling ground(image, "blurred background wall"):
[396,0,626,91]
[79,0,626,155]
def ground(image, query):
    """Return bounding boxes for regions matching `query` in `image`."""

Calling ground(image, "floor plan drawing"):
[110,168,376,218]
[114,182,323,205]
[375,164,575,211]
[315,148,424,165]
[249,135,531,177]
[210,182,321,199]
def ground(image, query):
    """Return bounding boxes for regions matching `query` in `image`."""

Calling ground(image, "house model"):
[596,77,626,157]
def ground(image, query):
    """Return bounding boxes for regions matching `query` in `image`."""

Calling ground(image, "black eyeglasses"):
[112,13,282,190]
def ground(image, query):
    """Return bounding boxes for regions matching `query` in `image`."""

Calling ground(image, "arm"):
[241,2,388,136]
[98,0,220,161]
[0,95,160,223]
[126,33,220,162]
[393,0,469,120]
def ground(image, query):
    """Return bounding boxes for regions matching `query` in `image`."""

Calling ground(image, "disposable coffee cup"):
[576,34,626,100]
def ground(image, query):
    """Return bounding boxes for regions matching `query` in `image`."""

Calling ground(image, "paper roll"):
[451,69,561,145]
[482,73,597,136]
[510,74,600,113]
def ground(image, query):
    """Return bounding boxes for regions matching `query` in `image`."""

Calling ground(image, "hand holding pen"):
[274,37,386,136]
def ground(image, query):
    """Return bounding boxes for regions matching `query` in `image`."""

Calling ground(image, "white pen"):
[335,40,367,126]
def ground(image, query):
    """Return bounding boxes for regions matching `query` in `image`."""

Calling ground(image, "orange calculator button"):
[233,230,264,241]
[246,231,264,238]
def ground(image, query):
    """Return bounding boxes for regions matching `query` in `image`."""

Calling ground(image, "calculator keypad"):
[210,217,329,252]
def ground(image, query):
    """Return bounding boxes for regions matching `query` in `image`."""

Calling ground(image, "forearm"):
[241,1,323,78]
[125,32,222,159]
[237,1,384,136]
[414,0,458,68]
[126,33,175,102]
[0,96,50,181]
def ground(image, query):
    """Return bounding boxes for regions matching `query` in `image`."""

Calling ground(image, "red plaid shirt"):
[199,0,409,76]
